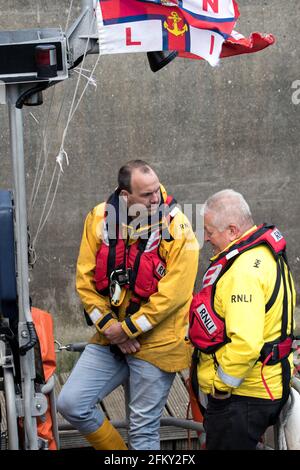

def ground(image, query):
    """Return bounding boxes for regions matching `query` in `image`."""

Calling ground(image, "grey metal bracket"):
[15,392,48,418]
[66,2,99,67]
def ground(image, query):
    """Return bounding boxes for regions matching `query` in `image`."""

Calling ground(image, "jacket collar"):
[106,185,171,240]
[210,225,258,262]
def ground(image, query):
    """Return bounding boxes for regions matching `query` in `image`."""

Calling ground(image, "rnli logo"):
[164,12,188,37]
[156,263,166,278]
[196,304,217,334]
[202,264,222,288]
[271,228,283,243]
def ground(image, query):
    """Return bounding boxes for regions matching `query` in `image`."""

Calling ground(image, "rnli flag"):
[96,0,240,66]
[179,30,275,60]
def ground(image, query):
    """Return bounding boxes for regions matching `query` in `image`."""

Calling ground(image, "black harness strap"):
[191,348,202,408]
[265,261,281,313]
[107,235,118,279]
[279,257,289,340]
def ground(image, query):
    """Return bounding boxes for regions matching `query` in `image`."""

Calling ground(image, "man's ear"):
[228,224,240,241]
[120,189,129,199]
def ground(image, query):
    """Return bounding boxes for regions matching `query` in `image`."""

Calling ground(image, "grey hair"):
[204,189,254,232]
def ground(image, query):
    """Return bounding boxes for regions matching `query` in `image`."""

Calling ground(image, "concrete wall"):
[0,0,299,325]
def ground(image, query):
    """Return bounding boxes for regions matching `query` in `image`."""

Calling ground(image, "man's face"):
[204,210,232,256]
[124,168,161,217]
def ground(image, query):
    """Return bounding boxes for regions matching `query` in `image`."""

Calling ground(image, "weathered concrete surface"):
[0,1,299,324]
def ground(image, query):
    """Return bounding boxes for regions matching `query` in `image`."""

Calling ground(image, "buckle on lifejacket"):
[109,268,131,306]
[271,343,279,362]
[110,268,131,286]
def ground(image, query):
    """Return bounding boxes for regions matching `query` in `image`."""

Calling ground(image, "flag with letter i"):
[96,1,275,67]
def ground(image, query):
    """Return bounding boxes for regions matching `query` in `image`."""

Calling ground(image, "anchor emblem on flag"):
[163,12,188,37]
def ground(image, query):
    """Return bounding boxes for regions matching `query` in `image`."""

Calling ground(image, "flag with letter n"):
[96,0,240,66]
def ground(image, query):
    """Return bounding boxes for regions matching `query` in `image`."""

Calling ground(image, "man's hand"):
[118,339,141,354]
[103,322,129,344]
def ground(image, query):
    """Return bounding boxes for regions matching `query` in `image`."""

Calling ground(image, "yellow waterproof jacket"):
[197,226,296,399]
[76,187,199,372]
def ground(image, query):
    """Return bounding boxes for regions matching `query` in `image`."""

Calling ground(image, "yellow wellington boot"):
[84,418,127,450]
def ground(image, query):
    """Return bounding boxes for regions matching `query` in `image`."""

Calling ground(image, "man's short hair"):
[118,160,153,193]
[204,189,254,231]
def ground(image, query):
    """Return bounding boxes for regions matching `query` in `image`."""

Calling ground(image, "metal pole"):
[81,0,95,9]
[7,84,38,450]
[3,366,19,449]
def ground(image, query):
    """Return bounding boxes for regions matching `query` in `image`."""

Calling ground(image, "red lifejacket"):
[189,225,292,354]
[94,194,177,302]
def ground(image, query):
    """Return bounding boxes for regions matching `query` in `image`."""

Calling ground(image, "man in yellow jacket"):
[58,160,199,450]
[190,189,296,450]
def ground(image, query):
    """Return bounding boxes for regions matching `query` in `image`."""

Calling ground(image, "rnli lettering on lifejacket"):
[156,262,166,278]
[271,228,283,243]
[196,304,217,334]
[231,294,253,303]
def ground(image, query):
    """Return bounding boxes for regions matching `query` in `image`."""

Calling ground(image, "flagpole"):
[7,84,39,450]
[81,0,95,8]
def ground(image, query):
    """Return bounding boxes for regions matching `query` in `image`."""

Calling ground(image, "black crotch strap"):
[126,295,142,316]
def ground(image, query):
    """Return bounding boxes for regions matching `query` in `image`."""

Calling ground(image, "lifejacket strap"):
[265,261,281,313]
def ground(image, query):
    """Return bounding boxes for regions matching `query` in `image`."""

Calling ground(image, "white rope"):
[29,112,39,124]
[33,169,63,243]
[29,78,71,220]
[31,165,60,247]
[29,0,77,220]
[56,148,69,172]
[70,54,100,120]
[29,86,56,215]
[73,68,97,88]
[65,0,74,31]
[55,13,98,172]
[67,60,100,127]
[31,12,100,248]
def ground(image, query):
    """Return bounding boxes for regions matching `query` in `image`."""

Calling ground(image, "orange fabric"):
[31,307,57,450]
[36,399,57,450]
[31,307,56,381]
[186,377,203,424]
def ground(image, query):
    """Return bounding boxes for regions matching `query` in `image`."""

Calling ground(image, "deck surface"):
[0,370,202,450]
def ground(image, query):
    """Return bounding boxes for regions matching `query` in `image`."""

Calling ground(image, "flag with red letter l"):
[96,0,240,66]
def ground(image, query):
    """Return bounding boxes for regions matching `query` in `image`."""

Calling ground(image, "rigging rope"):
[28,86,56,216]
[29,11,100,254]
[65,0,74,31]
[29,0,78,217]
